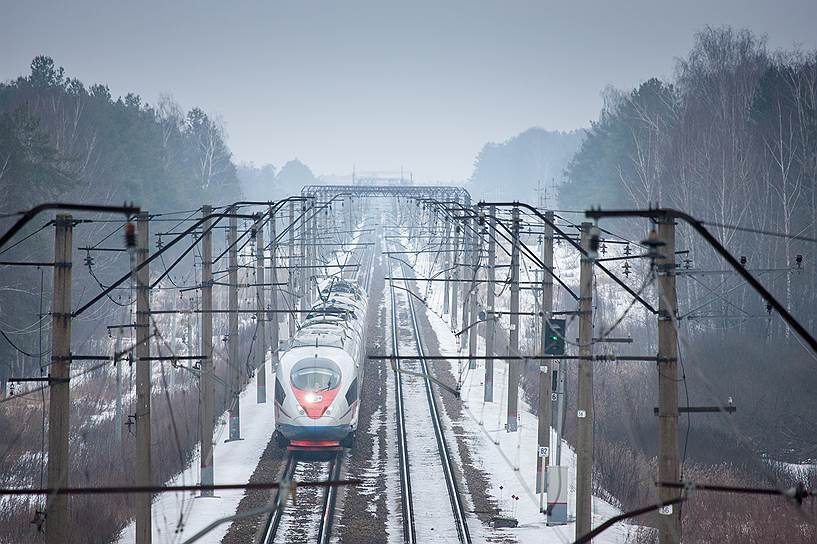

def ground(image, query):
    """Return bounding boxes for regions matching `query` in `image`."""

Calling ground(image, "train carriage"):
[273,278,367,449]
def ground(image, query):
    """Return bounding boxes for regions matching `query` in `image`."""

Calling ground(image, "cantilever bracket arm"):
[0,202,140,250]
[478,201,656,313]
[585,207,817,356]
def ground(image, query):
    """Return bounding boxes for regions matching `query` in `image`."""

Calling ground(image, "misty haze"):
[2,2,817,543]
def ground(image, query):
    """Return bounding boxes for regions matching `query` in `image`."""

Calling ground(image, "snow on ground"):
[116,356,277,544]
[426,302,639,544]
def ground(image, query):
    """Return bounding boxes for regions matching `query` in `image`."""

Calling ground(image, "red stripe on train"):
[291,386,339,419]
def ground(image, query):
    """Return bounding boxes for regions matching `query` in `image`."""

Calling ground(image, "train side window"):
[345,378,358,405]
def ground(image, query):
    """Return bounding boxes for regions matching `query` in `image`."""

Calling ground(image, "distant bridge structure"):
[301,184,471,201]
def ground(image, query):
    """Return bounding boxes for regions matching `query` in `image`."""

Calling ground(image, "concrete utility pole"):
[311,199,319,303]
[254,213,266,404]
[268,205,280,368]
[468,204,480,368]
[199,206,214,497]
[46,214,72,544]
[536,211,554,498]
[306,200,313,307]
[443,220,451,316]
[484,206,497,403]
[575,222,594,540]
[114,310,124,448]
[299,200,307,311]
[135,212,152,544]
[227,207,241,441]
[451,223,460,331]
[460,196,472,352]
[459,212,470,350]
[657,217,681,543]
[288,201,296,338]
[187,299,194,369]
[507,206,521,432]
[346,196,353,239]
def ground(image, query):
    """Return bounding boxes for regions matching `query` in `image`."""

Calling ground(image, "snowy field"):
[116,361,276,544]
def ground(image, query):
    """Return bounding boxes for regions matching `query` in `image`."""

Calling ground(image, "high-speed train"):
[273,277,367,449]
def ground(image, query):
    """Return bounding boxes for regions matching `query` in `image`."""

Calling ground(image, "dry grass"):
[0,324,258,543]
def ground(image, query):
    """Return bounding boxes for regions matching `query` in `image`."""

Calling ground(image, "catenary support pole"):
[311,198,318,302]
[187,301,194,370]
[443,220,451,316]
[460,195,472,352]
[135,212,152,544]
[575,222,594,540]
[45,214,72,544]
[288,201,296,337]
[451,221,460,331]
[484,205,496,403]
[299,200,307,311]
[227,207,241,441]
[199,206,214,497]
[536,211,554,499]
[114,317,123,447]
[507,205,521,432]
[468,204,480,367]
[657,217,681,543]
[254,213,266,403]
[269,205,280,365]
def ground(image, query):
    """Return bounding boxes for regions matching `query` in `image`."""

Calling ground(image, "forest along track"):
[388,250,472,543]
[259,450,344,544]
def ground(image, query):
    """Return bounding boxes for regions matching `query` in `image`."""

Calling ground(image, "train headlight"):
[304,392,323,403]
[297,405,306,415]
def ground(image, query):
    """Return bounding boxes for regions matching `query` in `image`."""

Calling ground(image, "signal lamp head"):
[124,223,136,249]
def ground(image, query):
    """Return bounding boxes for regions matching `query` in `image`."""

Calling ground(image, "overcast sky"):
[2,1,816,181]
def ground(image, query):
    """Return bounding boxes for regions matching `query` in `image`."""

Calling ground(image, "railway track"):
[254,220,373,544]
[259,451,344,544]
[388,251,472,543]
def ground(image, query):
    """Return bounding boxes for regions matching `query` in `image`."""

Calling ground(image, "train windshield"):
[290,333,344,348]
[291,359,342,392]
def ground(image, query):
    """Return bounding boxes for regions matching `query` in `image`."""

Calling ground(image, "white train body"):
[274,278,367,447]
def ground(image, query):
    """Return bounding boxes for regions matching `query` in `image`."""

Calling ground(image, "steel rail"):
[395,257,471,543]
[262,454,297,543]
[389,268,417,544]
[317,452,344,544]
